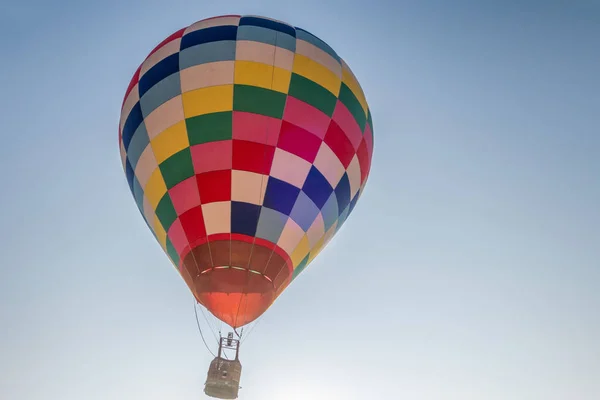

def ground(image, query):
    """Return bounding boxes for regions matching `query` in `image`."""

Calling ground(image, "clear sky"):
[1,0,599,399]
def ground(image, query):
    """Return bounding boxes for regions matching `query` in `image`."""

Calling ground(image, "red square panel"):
[197,169,232,204]
[122,65,141,108]
[233,111,282,146]
[179,206,206,244]
[169,176,200,215]
[232,140,275,175]
[148,28,185,57]
[363,123,374,158]
[356,138,371,185]
[324,120,355,168]
[191,140,232,174]
[277,121,322,163]
[283,96,330,139]
[167,218,189,254]
[332,100,363,150]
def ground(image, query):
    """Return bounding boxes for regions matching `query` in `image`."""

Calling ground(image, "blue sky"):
[1,0,599,399]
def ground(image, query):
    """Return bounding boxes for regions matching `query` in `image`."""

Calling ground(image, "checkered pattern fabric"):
[119,15,374,327]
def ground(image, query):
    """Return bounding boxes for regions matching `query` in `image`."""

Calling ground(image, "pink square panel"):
[169,176,200,215]
[355,139,371,186]
[323,120,355,169]
[232,111,282,146]
[332,100,363,150]
[277,121,322,164]
[363,122,374,157]
[283,96,330,140]
[167,218,189,254]
[270,148,312,188]
[191,140,232,174]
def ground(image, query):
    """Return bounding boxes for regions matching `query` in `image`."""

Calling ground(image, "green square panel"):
[338,83,367,131]
[166,237,180,266]
[292,255,310,280]
[155,194,178,231]
[288,73,337,117]
[233,84,287,119]
[186,111,233,145]
[159,148,194,189]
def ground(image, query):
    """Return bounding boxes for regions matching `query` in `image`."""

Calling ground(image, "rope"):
[240,317,263,344]
[199,303,220,345]
[194,300,216,358]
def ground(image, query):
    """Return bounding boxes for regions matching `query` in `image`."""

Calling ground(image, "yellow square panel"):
[144,95,185,140]
[341,61,369,113]
[306,213,325,248]
[144,168,168,209]
[150,120,190,164]
[290,235,310,267]
[271,67,292,93]
[153,215,168,250]
[308,235,325,263]
[293,54,341,96]
[182,84,233,118]
[234,60,291,93]
[142,197,156,227]
[277,218,305,255]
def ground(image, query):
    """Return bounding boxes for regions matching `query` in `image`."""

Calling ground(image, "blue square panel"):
[179,40,236,69]
[140,72,181,118]
[301,166,333,210]
[139,53,180,97]
[127,123,149,169]
[132,176,144,214]
[334,173,351,215]
[122,102,143,150]
[289,191,320,232]
[125,159,135,193]
[320,192,339,232]
[255,207,288,243]
[181,26,238,50]
[336,205,350,232]
[231,201,261,237]
[263,176,301,216]
[349,190,360,214]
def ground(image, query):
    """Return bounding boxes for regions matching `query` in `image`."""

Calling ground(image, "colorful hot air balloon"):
[119,14,374,330]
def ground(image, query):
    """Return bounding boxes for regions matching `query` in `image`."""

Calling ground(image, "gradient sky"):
[1,0,599,399]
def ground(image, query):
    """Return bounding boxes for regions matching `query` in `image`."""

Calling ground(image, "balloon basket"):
[204,333,242,399]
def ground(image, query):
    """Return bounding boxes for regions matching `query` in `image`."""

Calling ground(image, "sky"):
[1,0,599,399]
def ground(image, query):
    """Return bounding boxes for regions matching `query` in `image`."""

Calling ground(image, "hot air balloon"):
[118,14,374,399]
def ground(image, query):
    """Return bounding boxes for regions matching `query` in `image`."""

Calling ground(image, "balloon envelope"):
[119,14,374,328]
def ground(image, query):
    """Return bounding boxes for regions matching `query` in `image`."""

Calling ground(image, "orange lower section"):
[195,267,275,328]
[179,238,293,328]
[197,291,273,328]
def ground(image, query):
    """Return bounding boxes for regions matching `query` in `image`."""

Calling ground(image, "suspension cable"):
[194,300,216,358]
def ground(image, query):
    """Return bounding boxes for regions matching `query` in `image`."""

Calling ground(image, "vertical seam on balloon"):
[232,26,282,329]
[227,23,242,328]
[229,24,241,296]
[289,55,345,277]
[272,48,343,285]
[137,120,167,261]
[174,29,210,290]
[132,38,187,268]
[235,30,280,328]
[127,62,152,233]
[253,25,297,305]
[257,40,298,280]
[245,27,300,327]
[237,25,301,338]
